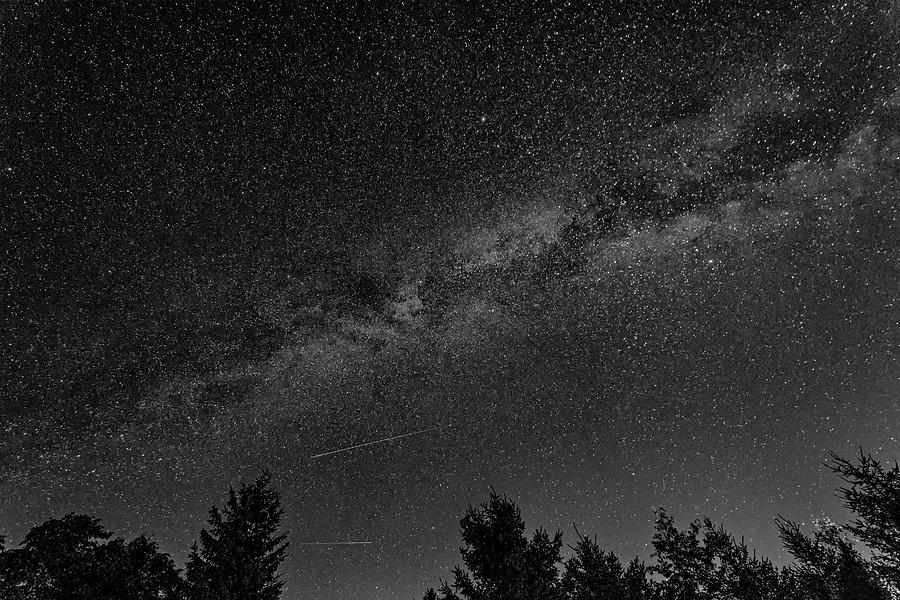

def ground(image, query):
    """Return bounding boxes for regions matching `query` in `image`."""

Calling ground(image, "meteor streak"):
[296,541,373,546]
[310,426,438,459]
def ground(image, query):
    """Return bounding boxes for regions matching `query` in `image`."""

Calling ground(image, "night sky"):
[2,1,899,599]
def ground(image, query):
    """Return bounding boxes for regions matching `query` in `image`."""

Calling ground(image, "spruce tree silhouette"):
[829,450,900,588]
[651,509,785,600]
[185,470,289,600]
[778,517,890,600]
[561,527,651,600]
[424,490,564,600]
[621,557,653,600]
[0,513,182,600]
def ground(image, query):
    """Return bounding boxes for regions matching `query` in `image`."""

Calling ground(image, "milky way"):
[2,2,899,599]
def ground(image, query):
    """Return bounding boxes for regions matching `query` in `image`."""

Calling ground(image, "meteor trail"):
[310,426,438,459]
[296,541,373,546]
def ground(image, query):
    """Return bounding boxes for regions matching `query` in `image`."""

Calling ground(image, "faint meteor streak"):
[296,541,373,546]
[310,426,438,459]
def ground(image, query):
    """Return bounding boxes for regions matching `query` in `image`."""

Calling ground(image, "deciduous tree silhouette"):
[0,513,182,600]
[90,535,185,600]
[185,470,289,600]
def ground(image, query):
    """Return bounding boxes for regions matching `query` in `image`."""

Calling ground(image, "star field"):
[2,2,899,599]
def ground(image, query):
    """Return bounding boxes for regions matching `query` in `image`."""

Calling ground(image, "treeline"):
[424,452,900,600]
[1,452,898,599]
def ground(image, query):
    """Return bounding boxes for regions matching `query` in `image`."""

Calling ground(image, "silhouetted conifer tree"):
[622,557,653,600]
[562,527,650,600]
[424,491,564,600]
[829,450,900,588]
[652,509,784,600]
[423,588,440,600]
[185,470,289,600]
[777,517,889,600]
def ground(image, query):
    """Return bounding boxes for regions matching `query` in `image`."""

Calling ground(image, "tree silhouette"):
[561,527,650,600]
[185,470,289,600]
[777,517,888,600]
[90,536,185,600]
[423,449,900,600]
[621,557,653,600]
[424,490,564,600]
[651,509,784,600]
[0,513,182,600]
[4,449,899,600]
[829,450,900,588]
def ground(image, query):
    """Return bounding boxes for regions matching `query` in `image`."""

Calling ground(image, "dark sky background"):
[2,1,899,598]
